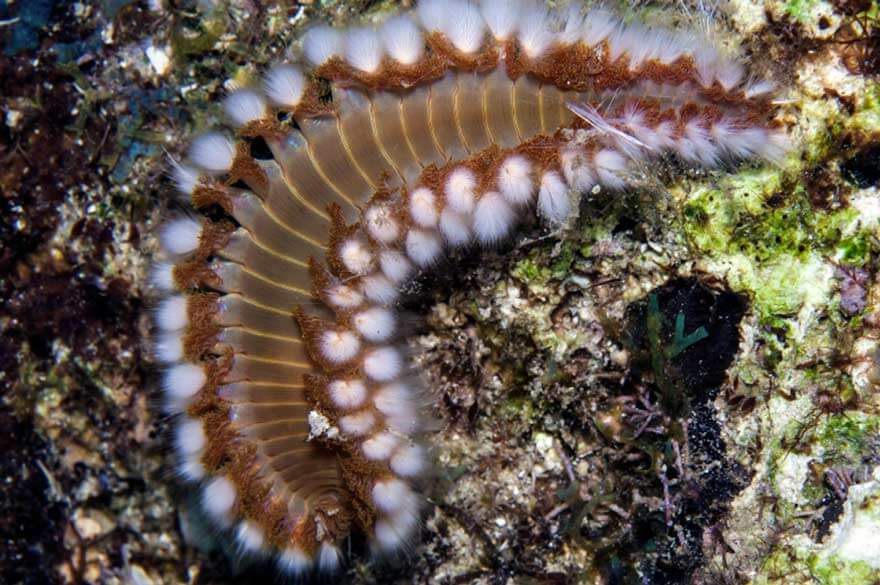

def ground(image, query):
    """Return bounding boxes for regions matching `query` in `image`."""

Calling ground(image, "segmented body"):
[153,0,786,573]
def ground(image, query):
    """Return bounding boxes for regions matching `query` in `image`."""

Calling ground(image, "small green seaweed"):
[838,234,870,266]
[646,293,708,414]
[810,557,878,585]
[817,414,880,462]
[511,256,547,284]
[550,242,575,279]
[668,310,709,358]
[783,0,818,22]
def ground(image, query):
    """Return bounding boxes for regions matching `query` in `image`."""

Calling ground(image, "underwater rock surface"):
[1,0,879,583]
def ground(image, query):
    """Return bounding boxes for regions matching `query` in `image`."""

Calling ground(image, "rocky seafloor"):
[2,0,880,583]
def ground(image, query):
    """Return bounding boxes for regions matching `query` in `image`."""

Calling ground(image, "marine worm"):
[152,0,787,574]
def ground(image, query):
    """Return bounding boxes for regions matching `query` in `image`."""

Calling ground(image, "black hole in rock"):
[841,143,880,188]
[248,136,274,160]
[815,498,844,541]
[612,215,638,235]
[625,278,748,409]
[583,279,753,583]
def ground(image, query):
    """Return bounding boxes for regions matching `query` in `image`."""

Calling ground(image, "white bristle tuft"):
[626,105,651,131]
[621,101,645,130]
[581,9,618,46]
[409,187,438,228]
[537,170,571,223]
[560,148,596,193]
[473,191,515,244]
[592,149,628,189]
[177,455,205,482]
[318,542,341,572]
[390,497,420,533]
[382,15,425,65]
[385,410,419,434]
[391,444,427,477]
[676,120,708,163]
[353,307,396,342]
[417,0,451,33]
[188,132,235,174]
[151,262,175,292]
[155,330,183,363]
[175,417,206,455]
[653,30,692,65]
[278,547,310,575]
[480,0,522,41]
[362,273,400,305]
[345,27,385,73]
[758,131,790,164]
[744,80,775,99]
[559,3,586,45]
[202,476,236,523]
[373,494,420,551]
[320,330,361,364]
[156,295,188,331]
[171,161,200,195]
[339,410,376,436]
[235,521,265,553]
[632,119,675,152]
[405,229,442,267]
[302,25,344,66]
[715,59,744,91]
[327,284,364,309]
[329,379,367,410]
[497,155,534,206]
[363,347,403,381]
[339,239,373,274]
[568,101,643,158]
[709,118,736,146]
[365,205,400,243]
[444,167,477,213]
[160,217,201,257]
[379,250,412,284]
[439,208,472,246]
[678,119,719,166]
[363,432,399,461]
[444,0,486,53]
[633,27,677,67]
[719,126,763,159]
[263,64,306,108]
[372,479,411,513]
[608,23,647,64]
[373,383,414,419]
[694,45,720,87]
[517,5,557,59]
[374,519,404,551]
[223,89,267,128]
[163,363,205,404]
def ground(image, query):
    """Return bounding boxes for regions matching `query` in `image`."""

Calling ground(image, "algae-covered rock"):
[2,0,880,583]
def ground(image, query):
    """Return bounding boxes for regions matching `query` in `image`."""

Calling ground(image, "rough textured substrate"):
[2,0,880,583]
